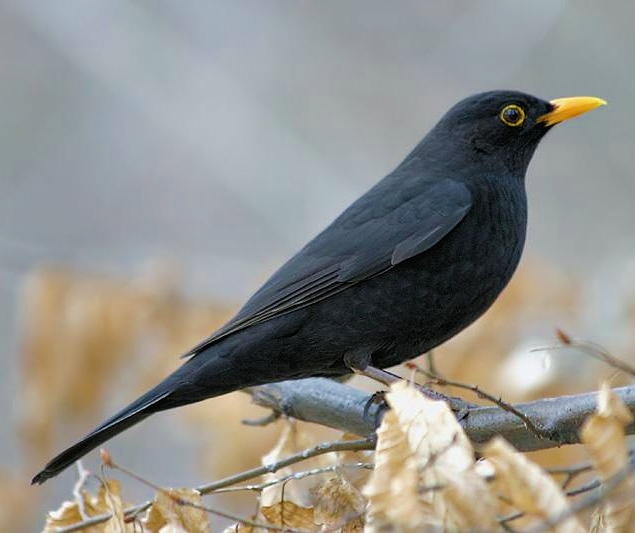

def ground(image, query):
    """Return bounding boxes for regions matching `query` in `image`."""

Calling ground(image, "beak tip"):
[541,95,607,126]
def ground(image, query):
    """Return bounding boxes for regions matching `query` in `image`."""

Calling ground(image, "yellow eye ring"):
[500,104,526,127]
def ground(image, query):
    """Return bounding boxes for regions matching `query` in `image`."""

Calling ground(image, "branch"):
[245,378,635,452]
[53,376,635,532]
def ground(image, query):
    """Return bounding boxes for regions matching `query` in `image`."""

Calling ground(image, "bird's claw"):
[363,390,389,428]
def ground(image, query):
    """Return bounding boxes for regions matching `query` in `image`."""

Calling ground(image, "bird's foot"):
[344,351,475,420]
[363,390,389,428]
[360,382,473,428]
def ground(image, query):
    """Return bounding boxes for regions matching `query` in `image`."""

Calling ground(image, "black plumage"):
[32,90,605,484]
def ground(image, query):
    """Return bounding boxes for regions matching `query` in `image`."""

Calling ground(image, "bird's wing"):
[184,168,472,357]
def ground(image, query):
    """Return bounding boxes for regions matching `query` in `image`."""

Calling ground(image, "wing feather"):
[183,164,472,358]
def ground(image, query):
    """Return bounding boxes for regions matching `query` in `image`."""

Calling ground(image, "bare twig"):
[534,336,635,378]
[54,437,375,532]
[71,461,94,521]
[565,477,601,498]
[577,341,635,377]
[498,510,524,526]
[526,460,635,533]
[198,437,375,494]
[548,461,594,490]
[242,411,282,427]
[425,350,441,377]
[406,361,549,441]
[212,462,373,494]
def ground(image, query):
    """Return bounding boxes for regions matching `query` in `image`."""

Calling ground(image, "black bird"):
[32,90,605,484]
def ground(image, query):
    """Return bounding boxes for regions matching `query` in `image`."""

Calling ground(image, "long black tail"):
[32,379,177,485]
[32,336,268,484]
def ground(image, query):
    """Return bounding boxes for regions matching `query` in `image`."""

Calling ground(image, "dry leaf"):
[483,437,584,533]
[101,479,127,533]
[43,479,132,533]
[363,407,428,531]
[580,383,634,532]
[314,474,365,531]
[589,507,607,533]
[260,501,317,529]
[44,500,96,533]
[142,488,211,533]
[364,381,496,531]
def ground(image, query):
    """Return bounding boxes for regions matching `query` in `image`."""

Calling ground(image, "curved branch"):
[245,378,635,452]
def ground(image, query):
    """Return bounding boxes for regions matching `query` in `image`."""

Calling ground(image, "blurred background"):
[2,1,635,530]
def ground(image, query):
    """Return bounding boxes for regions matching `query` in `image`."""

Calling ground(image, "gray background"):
[1,0,633,529]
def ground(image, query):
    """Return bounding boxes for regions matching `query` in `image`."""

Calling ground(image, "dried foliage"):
[10,263,635,531]
[484,438,585,532]
[44,480,214,533]
[38,380,635,532]
[143,488,211,533]
[43,479,128,533]
[364,381,496,531]
[313,475,365,531]
[581,384,634,532]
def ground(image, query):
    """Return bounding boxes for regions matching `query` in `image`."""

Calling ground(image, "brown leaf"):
[313,474,365,531]
[142,488,211,533]
[363,407,427,531]
[43,479,132,533]
[483,437,584,533]
[364,381,496,531]
[580,384,634,532]
[260,501,317,529]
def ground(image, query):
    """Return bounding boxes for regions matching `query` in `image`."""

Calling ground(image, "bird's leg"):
[355,365,403,386]
[343,349,401,385]
[343,349,396,426]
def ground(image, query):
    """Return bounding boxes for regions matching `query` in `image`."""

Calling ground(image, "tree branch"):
[245,378,635,452]
[53,378,635,532]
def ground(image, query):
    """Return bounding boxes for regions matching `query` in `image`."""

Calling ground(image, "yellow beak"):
[537,96,607,126]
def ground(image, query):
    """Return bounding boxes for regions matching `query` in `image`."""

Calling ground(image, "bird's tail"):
[31,377,178,485]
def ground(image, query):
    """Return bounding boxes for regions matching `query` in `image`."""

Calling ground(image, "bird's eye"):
[500,104,526,127]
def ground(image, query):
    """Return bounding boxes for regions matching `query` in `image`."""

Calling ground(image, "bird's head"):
[422,90,606,176]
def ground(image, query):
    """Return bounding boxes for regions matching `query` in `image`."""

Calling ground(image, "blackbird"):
[33,90,605,484]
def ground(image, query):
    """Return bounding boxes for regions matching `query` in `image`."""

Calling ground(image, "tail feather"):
[33,340,254,485]
[31,386,172,485]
